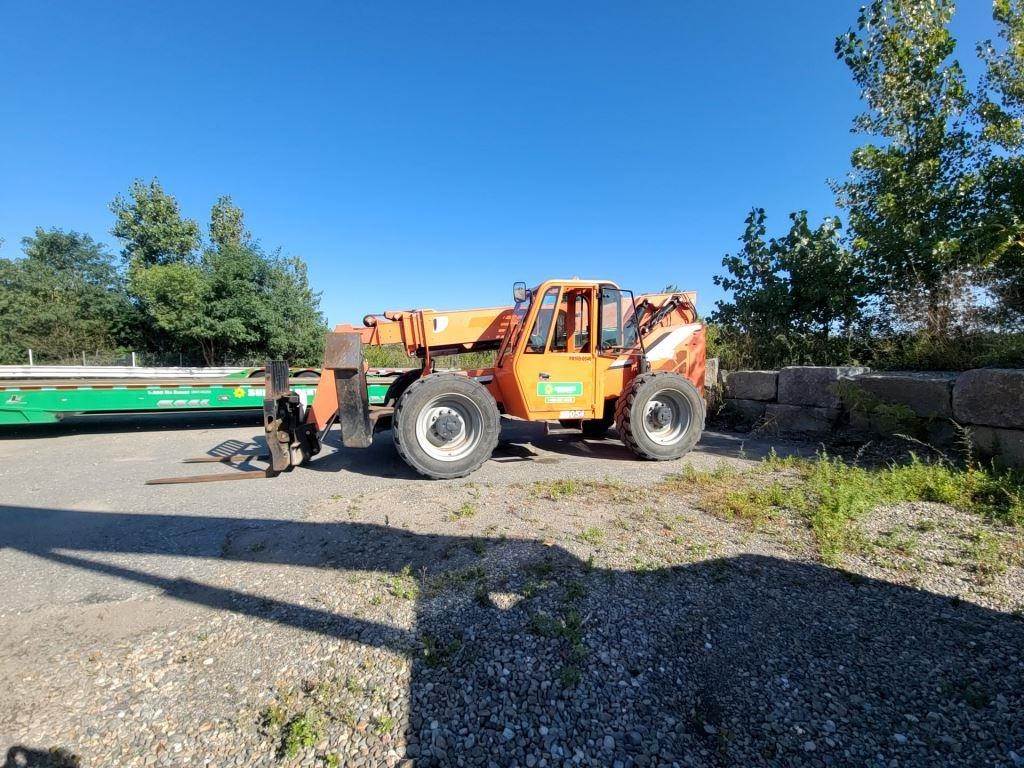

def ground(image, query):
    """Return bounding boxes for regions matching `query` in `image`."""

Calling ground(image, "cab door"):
[512,284,598,419]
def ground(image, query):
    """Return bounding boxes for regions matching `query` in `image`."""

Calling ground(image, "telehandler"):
[150,279,706,483]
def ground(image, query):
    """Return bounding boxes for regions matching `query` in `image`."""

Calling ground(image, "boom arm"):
[305,304,514,435]
[342,306,514,357]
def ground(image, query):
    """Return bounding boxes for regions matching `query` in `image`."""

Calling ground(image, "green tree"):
[711,209,866,368]
[265,254,327,365]
[123,192,326,364]
[834,0,974,332]
[110,179,200,267]
[209,195,249,250]
[0,229,133,363]
[971,0,1024,326]
[128,261,215,361]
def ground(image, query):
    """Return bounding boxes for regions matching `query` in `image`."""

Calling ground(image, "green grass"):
[420,633,462,668]
[967,529,1007,582]
[665,453,1023,565]
[371,713,396,735]
[875,526,920,556]
[559,665,582,687]
[564,579,586,601]
[281,710,322,758]
[534,479,582,499]
[579,526,606,546]
[386,564,419,600]
[260,703,288,732]
[445,502,477,521]
[424,565,487,597]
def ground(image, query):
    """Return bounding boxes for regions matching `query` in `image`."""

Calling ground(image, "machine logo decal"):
[538,382,582,403]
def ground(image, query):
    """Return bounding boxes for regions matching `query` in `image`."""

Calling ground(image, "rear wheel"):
[393,373,501,479]
[615,372,704,461]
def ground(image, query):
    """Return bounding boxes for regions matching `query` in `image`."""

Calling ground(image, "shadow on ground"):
[3,500,1023,766]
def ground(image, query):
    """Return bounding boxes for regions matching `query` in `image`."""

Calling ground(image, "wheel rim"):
[642,389,692,446]
[414,392,484,462]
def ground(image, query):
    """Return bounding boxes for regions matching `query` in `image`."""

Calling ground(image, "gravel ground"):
[1,412,1022,767]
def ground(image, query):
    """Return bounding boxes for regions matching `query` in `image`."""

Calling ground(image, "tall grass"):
[669,452,1023,565]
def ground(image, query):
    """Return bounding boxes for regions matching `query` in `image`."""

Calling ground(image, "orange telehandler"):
[150,280,706,483]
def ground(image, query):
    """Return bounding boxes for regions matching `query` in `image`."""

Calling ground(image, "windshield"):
[496,287,536,364]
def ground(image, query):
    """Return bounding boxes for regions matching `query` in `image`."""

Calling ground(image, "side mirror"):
[513,281,528,303]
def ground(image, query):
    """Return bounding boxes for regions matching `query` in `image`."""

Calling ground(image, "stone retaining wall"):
[714,365,1024,468]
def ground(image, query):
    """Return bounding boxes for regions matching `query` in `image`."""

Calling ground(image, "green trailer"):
[0,375,394,425]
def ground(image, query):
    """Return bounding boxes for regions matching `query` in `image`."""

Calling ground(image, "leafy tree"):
[128,261,215,361]
[834,0,974,332]
[265,254,327,365]
[110,179,200,267]
[209,195,249,250]
[970,0,1024,326]
[711,209,866,368]
[0,229,132,363]
[124,193,326,364]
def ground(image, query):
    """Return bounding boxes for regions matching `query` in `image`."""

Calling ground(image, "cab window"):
[524,287,559,353]
[550,290,591,353]
[599,286,625,350]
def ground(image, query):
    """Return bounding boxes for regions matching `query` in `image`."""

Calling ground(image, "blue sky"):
[0,1,998,324]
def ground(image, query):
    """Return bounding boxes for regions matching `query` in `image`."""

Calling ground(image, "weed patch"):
[420,633,462,668]
[662,453,1022,566]
[386,565,419,600]
[446,502,477,521]
[371,714,396,735]
[534,479,581,499]
[579,526,606,546]
[967,530,1007,583]
[280,709,322,759]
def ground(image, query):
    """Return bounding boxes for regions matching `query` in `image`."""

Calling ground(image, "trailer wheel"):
[615,372,704,461]
[393,373,500,479]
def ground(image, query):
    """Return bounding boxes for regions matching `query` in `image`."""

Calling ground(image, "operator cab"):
[492,279,641,423]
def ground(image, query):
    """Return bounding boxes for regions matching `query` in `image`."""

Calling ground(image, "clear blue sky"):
[0,1,997,324]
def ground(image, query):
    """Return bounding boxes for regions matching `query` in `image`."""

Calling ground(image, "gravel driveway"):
[1,412,1022,767]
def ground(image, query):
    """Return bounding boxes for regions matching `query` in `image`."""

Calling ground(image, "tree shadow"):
[1,746,80,768]
[2,503,1023,765]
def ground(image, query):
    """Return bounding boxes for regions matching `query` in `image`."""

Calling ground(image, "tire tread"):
[614,371,704,461]
[392,373,500,479]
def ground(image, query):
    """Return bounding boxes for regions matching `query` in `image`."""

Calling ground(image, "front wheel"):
[393,373,501,479]
[615,372,704,461]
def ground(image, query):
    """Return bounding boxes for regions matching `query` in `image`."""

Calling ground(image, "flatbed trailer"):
[0,373,398,425]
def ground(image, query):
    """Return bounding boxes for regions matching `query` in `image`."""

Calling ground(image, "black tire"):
[615,372,704,461]
[393,373,501,479]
